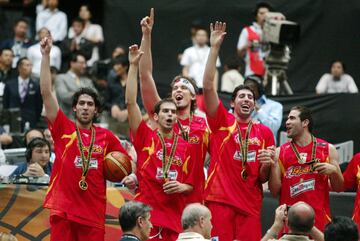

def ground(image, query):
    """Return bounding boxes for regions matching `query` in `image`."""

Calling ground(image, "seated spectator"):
[60,17,93,72]
[3,57,43,131]
[55,53,96,119]
[176,203,213,241]
[324,216,358,241]
[316,60,358,94]
[24,128,45,146]
[11,137,52,177]
[0,48,16,84]
[27,27,61,78]
[68,4,104,67]
[118,201,152,241]
[36,0,67,43]
[221,56,244,93]
[261,202,324,241]
[0,18,31,68]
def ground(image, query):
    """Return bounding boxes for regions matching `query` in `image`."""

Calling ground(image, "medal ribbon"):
[176,115,192,141]
[236,121,253,171]
[76,125,96,188]
[157,131,178,179]
[290,135,317,164]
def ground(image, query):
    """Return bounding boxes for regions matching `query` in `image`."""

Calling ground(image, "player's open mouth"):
[175,94,183,101]
[241,104,250,111]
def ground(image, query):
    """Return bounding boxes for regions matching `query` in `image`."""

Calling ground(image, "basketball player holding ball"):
[126,44,196,241]
[40,36,131,241]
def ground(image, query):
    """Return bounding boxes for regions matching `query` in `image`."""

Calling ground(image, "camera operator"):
[237,2,273,77]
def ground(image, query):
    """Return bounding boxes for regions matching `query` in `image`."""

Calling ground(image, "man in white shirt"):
[36,0,67,43]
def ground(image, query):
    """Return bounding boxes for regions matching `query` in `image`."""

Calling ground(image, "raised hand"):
[40,35,53,56]
[140,8,154,35]
[210,21,227,49]
[128,44,144,66]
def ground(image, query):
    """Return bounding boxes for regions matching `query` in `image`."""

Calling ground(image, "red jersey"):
[279,138,331,231]
[44,110,129,229]
[133,121,195,233]
[174,115,210,203]
[205,102,275,216]
[343,153,360,228]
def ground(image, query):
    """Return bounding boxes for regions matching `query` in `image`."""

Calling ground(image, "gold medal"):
[241,169,248,180]
[79,179,88,190]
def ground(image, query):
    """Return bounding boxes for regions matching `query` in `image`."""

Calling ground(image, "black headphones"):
[25,137,51,163]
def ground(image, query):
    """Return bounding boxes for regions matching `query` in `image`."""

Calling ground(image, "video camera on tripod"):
[262,12,300,95]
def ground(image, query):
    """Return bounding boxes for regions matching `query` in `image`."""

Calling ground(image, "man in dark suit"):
[3,57,43,132]
[119,201,153,241]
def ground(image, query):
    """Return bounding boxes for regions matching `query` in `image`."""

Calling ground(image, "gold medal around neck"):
[241,169,248,180]
[79,179,88,190]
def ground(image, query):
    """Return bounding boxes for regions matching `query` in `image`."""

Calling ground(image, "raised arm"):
[40,36,59,124]
[203,21,226,117]
[139,8,161,116]
[268,147,282,197]
[126,45,144,136]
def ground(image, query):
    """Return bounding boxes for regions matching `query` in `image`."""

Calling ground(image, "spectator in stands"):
[3,57,43,131]
[221,56,244,93]
[119,201,153,241]
[24,128,45,146]
[11,137,52,177]
[176,203,213,241]
[68,4,104,67]
[261,202,324,241]
[237,2,273,77]
[324,216,358,241]
[27,27,61,78]
[177,19,204,62]
[0,18,31,68]
[181,27,221,90]
[0,48,16,84]
[55,53,96,119]
[342,153,360,228]
[316,60,358,94]
[0,232,18,241]
[244,75,283,140]
[60,17,93,72]
[36,0,67,43]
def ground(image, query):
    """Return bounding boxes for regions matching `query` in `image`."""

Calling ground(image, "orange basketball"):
[104,151,132,182]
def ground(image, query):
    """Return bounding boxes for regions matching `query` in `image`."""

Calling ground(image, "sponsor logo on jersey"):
[233,150,256,162]
[188,135,200,144]
[74,156,98,169]
[234,135,262,146]
[290,179,315,197]
[155,167,178,180]
[286,165,316,178]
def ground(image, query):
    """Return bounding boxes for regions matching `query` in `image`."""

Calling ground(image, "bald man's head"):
[181,203,212,239]
[288,202,315,234]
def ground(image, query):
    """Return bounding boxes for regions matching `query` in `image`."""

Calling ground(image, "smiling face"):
[231,88,255,120]
[285,109,308,138]
[73,94,97,127]
[153,101,177,132]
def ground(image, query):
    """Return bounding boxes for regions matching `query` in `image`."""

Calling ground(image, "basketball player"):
[269,106,343,231]
[126,44,196,241]
[40,36,130,241]
[138,8,209,203]
[202,21,276,241]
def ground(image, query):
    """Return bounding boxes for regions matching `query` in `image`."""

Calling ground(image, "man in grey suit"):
[55,52,95,119]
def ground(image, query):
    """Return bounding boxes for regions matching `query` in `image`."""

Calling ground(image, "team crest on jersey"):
[285,165,316,178]
[290,179,315,197]
[155,167,178,180]
[74,156,98,169]
[233,150,256,162]
[156,150,183,166]
[298,153,307,164]
[234,135,261,146]
[81,144,103,154]
[188,135,200,144]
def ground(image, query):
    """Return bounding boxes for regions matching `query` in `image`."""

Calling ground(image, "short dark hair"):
[70,52,86,63]
[112,54,129,68]
[290,106,313,132]
[16,57,29,69]
[170,75,198,113]
[324,216,358,241]
[72,17,85,27]
[24,128,45,146]
[153,98,176,115]
[0,48,13,56]
[254,2,273,16]
[119,201,151,232]
[26,137,51,163]
[231,84,256,102]
[71,87,102,113]
[14,17,29,27]
[330,60,346,72]
[287,206,314,233]
[224,56,241,70]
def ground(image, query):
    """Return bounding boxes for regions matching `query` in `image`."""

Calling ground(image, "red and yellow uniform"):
[205,102,275,241]
[44,110,129,241]
[133,121,195,241]
[343,153,360,228]
[174,115,209,203]
[279,138,331,231]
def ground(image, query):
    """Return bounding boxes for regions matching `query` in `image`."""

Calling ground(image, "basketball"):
[104,151,132,182]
